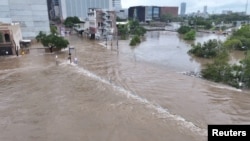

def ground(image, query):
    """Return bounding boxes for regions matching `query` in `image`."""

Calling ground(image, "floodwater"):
[0,31,249,141]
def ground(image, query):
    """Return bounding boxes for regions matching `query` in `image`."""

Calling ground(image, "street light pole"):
[68,46,73,63]
[105,37,107,48]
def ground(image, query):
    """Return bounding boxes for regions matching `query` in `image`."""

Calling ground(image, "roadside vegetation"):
[177,26,196,40]
[188,39,223,58]
[188,24,250,89]
[63,16,81,28]
[117,19,146,46]
[117,23,129,40]
[128,20,146,46]
[36,25,69,53]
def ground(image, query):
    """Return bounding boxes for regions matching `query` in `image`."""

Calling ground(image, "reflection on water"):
[123,31,227,72]
[0,31,249,141]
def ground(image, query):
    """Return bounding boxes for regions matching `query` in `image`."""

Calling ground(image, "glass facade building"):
[152,7,160,19]
[60,0,112,20]
[0,0,50,39]
[145,6,152,21]
[112,0,121,10]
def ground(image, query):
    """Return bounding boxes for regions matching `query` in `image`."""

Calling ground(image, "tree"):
[117,24,129,40]
[50,25,58,35]
[161,14,173,22]
[134,26,146,36]
[239,50,250,88]
[184,30,196,40]
[223,39,242,50]
[35,31,46,42]
[201,50,230,83]
[189,39,225,58]
[127,19,147,45]
[130,35,141,46]
[177,26,191,34]
[64,16,81,28]
[36,32,69,53]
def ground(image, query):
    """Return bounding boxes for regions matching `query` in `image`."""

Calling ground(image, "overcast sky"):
[121,0,250,14]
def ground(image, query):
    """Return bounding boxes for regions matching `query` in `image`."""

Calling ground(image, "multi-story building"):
[161,7,178,17]
[204,6,208,14]
[59,0,113,20]
[129,6,146,22]
[87,8,117,39]
[47,0,60,20]
[180,2,186,16]
[129,6,178,22]
[0,22,23,56]
[112,0,121,10]
[0,0,50,39]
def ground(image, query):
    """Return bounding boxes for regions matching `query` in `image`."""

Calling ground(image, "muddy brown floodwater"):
[0,31,249,141]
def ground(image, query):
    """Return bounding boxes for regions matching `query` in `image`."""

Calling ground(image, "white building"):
[0,0,50,39]
[87,8,117,39]
[0,22,23,55]
[59,0,113,20]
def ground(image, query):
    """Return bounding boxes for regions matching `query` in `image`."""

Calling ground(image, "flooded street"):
[0,31,249,141]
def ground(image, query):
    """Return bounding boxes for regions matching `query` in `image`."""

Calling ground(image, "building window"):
[153,7,160,18]
[4,34,10,42]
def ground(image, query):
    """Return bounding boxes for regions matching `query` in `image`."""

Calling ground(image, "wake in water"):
[59,60,207,137]
[210,84,242,92]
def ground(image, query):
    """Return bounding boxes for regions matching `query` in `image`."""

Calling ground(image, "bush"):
[129,35,141,46]
[184,30,196,40]
[188,39,222,58]
[64,16,81,28]
[133,35,141,43]
[130,38,137,46]
[177,26,191,34]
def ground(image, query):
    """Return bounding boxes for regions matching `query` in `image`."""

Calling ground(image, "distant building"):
[145,7,153,21]
[0,22,23,56]
[0,0,50,39]
[112,0,121,10]
[87,8,117,39]
[129,6,146,22]
[73,20,89,36]
[128,6,178,22]
[161,7,179,17]
[222,10,233,15]
[47,0,60,20]
[116,9,128,20]
[59,0,113,20]
[112,0,128,20]
[180,2,186,16]
[204,6,207,14]
[189,10,209,19]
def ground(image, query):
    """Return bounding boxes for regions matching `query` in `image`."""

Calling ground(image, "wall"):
[0,0,11,23]
[161,7,179,17]
[0,0,50,39]
[61,0,112,20]
[0,23,23,55]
